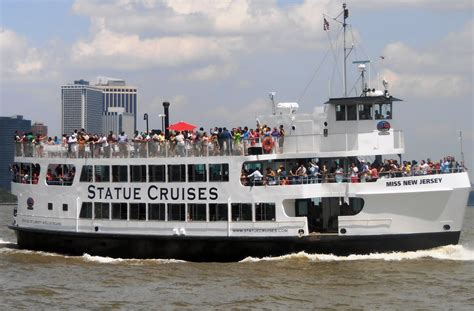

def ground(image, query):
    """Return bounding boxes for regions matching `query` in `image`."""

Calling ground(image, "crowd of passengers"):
[9,163,40,184]
[14,124,286,158]
[241,156,464,186]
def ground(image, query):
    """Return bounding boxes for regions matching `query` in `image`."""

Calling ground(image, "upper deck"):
[14,130,404,160]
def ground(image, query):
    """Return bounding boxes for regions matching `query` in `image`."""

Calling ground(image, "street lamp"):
[143,113,149,134]
[158,114,166,133]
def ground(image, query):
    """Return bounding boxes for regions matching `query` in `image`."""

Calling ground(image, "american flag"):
[323,18,330,31]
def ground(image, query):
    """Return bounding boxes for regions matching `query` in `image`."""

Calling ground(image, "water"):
[1,206,473,309]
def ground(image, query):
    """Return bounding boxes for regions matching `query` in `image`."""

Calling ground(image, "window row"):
[335,102,392,121]
[80,163,229,183]
[79,202,276,222]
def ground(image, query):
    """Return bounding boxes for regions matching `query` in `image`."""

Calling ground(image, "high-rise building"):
[96,77,137,136]
[0,115,31,191]
[61,80,103,135]
[31,122,48,137]
[61,78,137,137]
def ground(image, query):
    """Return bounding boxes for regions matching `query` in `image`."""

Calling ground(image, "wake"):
[241,244,474,262]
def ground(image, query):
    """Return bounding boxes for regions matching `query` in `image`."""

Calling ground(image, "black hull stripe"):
[9,226,461,262]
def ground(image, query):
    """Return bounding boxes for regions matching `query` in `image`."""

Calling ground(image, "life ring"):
[262,137,274,153]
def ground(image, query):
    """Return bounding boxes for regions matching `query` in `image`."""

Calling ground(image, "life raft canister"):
[262,137,274,152]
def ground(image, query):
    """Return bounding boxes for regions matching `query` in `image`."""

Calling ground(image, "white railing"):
[14,131,404,159]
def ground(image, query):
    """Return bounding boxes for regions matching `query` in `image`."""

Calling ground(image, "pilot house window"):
[358,104,373,120]
[335,104,346,121]
[347,105,357,120]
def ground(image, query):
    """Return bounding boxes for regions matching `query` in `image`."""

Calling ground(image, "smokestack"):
[163,101,170,138]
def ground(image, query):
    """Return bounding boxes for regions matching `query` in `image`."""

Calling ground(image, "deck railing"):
[241,167,467,187]
[14,131,404,159]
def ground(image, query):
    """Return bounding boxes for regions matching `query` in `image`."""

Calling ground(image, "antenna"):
[353,60,370,95]
[269,92,276,115]
[342,3,349,97]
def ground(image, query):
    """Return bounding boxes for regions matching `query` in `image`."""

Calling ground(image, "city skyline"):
[0,0,472,177]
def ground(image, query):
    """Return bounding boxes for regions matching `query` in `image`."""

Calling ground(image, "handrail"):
[241,167,467,187]
[13,130,405,159]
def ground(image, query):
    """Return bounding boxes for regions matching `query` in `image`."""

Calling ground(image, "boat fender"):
[340,228,346,234]
[173,228,179,235]
[262,137,274,152]
[180,228,186,235]
[95,226,99,232]
[443,225,451,231]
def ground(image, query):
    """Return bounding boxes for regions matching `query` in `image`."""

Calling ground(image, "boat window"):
[209,203,228,221]
[112,165,128,182]
[231,203,252,221]
[168,203,185,221]
[255,203,276,221]
[336,104,346,121]
[11,162,40,184]
[358,104,373,120]
[374,103,392,120]
[46,164,76,186]
[347,105,357,120]
[112,202,128,220]
[95,165,110,182]
[79,202,92,219]
[188,164,207,182]
[130,165,147,182]
[62,203,68,211]
[149,165,165,182]
[168,165,186,182]
[94,202,110,219]
[188,203,206,221]
[148,203,165,221]
[209,164,229,182]
[129,203,146,220]
[80,165,93,182]
[48,203,53,210]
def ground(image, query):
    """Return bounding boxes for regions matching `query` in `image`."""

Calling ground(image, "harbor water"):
[1,204,473,310]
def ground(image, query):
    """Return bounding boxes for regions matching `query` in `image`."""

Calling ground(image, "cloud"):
[71,26,244,69]
[70,0,338,66]
[378,20,473,98]
[356,0,472,10]
[185,63,238,81]
[0,28,45,80]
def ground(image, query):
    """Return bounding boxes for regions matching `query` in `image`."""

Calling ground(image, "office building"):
[31,122,48,137]
[0,115,31,191]
[61,77,137,137]
[61,80,103,135]
[96,77,137,136]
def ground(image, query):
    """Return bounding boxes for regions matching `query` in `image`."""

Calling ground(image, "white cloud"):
[185,63,238,81]
[378,20,473,98]
[0,29,46,80]
[356,0,472,10]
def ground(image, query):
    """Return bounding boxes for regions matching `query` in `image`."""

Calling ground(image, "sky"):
[0,0,473,178]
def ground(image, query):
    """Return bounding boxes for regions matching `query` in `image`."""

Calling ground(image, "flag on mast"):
[323,18,330,31]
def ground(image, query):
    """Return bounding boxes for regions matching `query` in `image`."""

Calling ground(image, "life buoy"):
[262,137,274,153]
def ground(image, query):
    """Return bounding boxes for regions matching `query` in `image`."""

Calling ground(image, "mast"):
[342,3,349,97]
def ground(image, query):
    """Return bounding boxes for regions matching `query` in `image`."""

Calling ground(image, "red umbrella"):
[167,121,197,132]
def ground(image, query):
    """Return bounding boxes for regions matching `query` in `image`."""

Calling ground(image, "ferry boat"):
[8,5,471,262]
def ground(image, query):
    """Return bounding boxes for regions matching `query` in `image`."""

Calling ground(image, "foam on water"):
[0,238,14,245]
[240,244,474,263]
[81,253,186,265]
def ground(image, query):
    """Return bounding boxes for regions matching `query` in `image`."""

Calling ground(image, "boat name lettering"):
[386,177,442,187]
[87,185,218,201]
[21,218,61,226]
